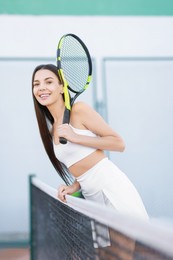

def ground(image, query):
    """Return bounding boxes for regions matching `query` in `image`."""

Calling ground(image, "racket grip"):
[59,137,67,144]
[59,108,71,145]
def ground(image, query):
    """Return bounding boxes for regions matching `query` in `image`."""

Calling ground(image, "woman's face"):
[33,69,63,107]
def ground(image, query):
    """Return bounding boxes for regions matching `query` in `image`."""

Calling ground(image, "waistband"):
[76,157,108,182]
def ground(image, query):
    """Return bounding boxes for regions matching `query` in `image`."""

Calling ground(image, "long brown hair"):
[32,64,72,185]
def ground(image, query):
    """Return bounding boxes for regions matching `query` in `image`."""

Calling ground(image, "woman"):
[32,64,149,221]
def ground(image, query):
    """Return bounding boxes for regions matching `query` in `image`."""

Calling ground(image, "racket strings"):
[60,36,90,92]
[61,50,88,91]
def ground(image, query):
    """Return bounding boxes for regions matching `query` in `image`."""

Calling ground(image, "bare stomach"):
[69,150,106,177]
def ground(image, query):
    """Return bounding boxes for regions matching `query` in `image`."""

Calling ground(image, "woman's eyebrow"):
[34,77,53,82]
[45,77,54,80]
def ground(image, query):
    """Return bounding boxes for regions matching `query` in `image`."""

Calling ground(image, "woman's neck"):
[47,100,65,125]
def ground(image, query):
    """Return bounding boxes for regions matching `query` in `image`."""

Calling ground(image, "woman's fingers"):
[57,185,67,202]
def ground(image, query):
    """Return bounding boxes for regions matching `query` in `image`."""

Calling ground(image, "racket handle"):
[59,108,71,145]
[59,137,67,144]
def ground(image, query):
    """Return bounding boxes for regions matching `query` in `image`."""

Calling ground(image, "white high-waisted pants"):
[76,157,149,220]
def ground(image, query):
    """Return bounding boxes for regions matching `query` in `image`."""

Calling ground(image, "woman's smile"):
[39,93,51,100]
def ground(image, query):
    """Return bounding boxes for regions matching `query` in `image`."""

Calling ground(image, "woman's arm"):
[57,102,125,152]
[57,180,81,202]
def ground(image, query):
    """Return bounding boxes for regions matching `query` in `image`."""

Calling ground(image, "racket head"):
[57,34,92,144]
[57,33,92,98]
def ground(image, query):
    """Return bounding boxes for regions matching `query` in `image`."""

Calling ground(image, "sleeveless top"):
[53,125,97,168]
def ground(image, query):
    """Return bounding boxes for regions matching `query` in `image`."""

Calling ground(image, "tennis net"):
[30,176,173,260]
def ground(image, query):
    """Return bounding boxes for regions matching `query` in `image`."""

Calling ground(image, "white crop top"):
[53,125,97,168]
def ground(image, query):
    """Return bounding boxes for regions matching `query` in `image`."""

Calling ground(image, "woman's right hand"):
[57,181,81,202]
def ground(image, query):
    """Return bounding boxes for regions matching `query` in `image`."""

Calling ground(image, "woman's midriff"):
[69,149,106,178]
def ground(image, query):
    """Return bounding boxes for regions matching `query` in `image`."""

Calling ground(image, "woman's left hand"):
[57,124,77,142]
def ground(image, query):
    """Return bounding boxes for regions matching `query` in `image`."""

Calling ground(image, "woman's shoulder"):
[70,102,95,126]
[72,101,93,113]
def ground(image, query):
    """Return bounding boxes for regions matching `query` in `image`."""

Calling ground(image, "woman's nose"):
[38,84,46,91]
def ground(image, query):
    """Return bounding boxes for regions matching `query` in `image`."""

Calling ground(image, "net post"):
[29,174,36,260]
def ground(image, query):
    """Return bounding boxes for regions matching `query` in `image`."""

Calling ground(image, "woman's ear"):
[60,84,64,94]
[61,87,64,95]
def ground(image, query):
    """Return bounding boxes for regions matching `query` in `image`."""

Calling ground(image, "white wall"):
[105,58,173,219]
[0,15,173,234]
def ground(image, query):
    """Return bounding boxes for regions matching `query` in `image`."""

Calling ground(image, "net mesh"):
[30,177,173,260]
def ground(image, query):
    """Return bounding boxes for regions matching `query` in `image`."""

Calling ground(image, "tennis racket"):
[57,33,92,144]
